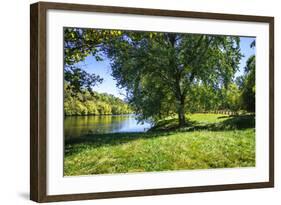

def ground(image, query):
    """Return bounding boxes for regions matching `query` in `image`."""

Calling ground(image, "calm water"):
[64,114,152,139]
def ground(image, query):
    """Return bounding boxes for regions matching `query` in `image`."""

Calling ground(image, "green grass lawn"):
[64,113,255,176]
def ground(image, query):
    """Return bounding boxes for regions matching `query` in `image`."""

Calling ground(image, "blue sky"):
[237,37,256,76]
[72,36,255,99]
[74,56,127,99]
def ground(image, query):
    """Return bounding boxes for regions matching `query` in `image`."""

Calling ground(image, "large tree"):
[105,32,242,126]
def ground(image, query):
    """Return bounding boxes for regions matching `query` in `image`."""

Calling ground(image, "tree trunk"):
[178,100,186,127]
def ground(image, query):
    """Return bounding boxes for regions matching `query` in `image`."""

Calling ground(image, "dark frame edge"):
[30,2,48,203]
[43,181,273,202]
[30,2,39,202]
[269,17,275,188]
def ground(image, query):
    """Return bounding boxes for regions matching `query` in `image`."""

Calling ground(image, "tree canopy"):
[64,28,122,93]
[105,32,242,125]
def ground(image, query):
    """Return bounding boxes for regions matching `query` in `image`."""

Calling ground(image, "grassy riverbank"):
[64,113,255,176]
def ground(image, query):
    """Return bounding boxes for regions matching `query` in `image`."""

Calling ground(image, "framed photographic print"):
[30,1,274,202]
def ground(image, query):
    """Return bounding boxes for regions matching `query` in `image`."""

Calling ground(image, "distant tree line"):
[184,78,255,115]
[64,83,132,116]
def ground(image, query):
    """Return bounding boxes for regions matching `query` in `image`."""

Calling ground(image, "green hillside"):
[64,83,132,116]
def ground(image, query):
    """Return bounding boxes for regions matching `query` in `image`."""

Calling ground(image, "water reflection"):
[64,114,151,139]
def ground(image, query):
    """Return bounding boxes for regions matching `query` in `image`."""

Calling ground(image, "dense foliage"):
[105,32,242,125]
[63,28,132,116]
[63,28,256,124]
[187,83,241,113]
[64,83,132,116]
[237,56,256,112]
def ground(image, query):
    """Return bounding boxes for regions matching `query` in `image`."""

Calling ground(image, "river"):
[64,114,152,139]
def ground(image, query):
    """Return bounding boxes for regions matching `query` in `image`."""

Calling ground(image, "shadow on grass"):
[65,114,255,156]
[151,114,255,132]
[209,114,255,130]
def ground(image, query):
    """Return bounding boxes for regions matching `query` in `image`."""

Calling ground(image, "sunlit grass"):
[64,113,255,176]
